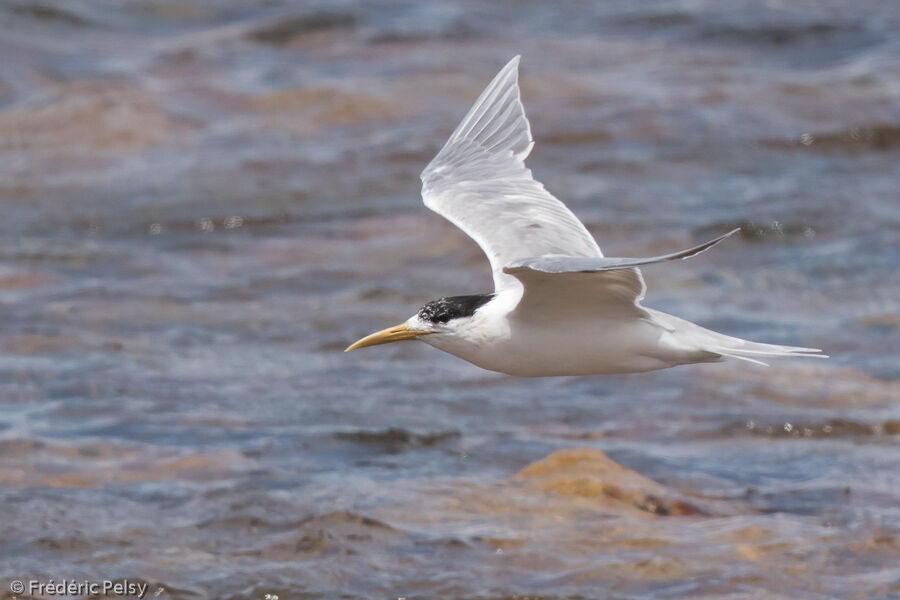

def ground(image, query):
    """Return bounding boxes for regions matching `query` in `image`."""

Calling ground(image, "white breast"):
[420,291,692,376]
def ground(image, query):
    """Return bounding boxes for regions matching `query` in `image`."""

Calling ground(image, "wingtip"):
[714,227,741,244]
[705,226,741,249]
[676,227,741,260]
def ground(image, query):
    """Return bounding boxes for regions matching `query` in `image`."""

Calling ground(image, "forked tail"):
[709,338,826,367]
[648,309,827,367]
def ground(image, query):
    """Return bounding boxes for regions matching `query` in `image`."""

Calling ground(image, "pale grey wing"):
[503,229,739,319]
[420,55,602,292]
[505,229,739,275]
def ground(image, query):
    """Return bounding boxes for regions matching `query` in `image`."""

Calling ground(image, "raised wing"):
[420,56,602,292]
[503,230,739,319]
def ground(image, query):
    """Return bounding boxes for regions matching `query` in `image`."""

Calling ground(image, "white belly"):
[424,314,694,376]
[498,319,674,376]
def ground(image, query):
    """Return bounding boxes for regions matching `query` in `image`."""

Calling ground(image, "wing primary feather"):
[504,228,740,275]
[421,56,603,292]
[469,87,519,143]
[450,57,528,150]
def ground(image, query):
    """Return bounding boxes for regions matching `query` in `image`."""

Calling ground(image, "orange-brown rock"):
[514,447,717,517]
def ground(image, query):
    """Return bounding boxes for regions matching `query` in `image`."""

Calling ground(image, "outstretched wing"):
[420,56,602,292]
[505,229,739,276]
[503,230,739,319]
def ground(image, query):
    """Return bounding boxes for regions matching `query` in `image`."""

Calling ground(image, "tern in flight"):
[346,56,824,376]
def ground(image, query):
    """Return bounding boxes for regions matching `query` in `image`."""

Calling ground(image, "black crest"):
[418,294,494,324]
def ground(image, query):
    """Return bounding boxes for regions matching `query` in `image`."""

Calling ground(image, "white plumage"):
[346,56,825,376]
[421,56,601,292]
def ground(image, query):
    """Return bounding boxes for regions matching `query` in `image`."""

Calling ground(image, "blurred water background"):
[1,1,899,598]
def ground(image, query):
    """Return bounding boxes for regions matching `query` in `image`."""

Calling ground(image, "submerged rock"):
[514,448,719,517]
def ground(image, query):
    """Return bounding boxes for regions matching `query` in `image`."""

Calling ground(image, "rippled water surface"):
[1,1,899,599]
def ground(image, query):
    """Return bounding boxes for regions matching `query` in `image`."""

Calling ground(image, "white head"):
[345,294,495,353]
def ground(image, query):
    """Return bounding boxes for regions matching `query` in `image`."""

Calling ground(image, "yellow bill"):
[345,322,430,352]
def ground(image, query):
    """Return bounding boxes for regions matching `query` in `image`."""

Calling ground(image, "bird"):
[346,56,825,376]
